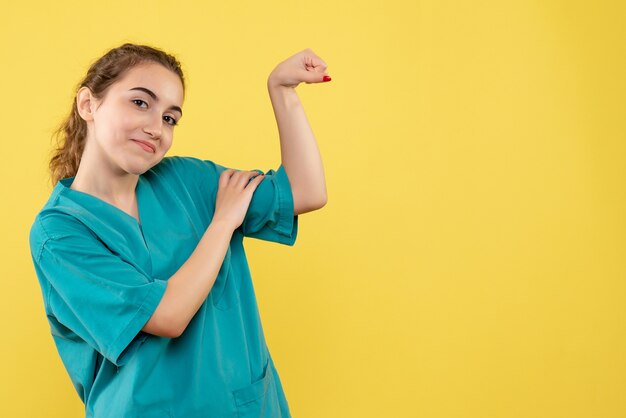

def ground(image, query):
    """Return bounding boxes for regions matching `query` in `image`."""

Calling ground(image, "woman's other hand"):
[212,169,265,230]
[267,48,331,89]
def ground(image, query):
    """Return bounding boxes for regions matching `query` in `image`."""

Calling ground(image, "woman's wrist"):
[267,82,300,110]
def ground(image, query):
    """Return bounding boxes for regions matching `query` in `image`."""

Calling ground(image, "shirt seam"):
[35,216,52,262]
[275,166,292,235]
[273,165,298,241]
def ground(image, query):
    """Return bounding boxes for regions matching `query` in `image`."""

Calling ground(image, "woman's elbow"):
[294,194,327,215]
[317,193,328,209]
[142,298,186,339]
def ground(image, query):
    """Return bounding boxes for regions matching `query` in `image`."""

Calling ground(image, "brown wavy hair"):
[48,43,185,187]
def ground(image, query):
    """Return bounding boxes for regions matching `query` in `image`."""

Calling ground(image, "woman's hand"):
[212,169,265,231]
[267,48,331,90]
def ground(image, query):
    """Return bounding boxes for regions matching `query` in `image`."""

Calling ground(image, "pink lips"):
[132,139,156,153]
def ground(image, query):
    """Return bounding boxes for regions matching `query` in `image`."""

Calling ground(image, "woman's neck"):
[70,151,141,222]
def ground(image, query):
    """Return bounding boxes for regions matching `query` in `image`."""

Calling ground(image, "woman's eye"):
[132,99,148,108]
[133,99,177,126]
[164,116,178,126]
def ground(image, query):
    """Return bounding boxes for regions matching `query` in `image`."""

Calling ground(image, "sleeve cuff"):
[272,164,299,246]
[108,278,168,366]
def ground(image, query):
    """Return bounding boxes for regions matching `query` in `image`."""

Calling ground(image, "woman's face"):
[81,62,184,175]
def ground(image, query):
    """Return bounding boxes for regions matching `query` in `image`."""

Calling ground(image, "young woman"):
[29,43,329,418]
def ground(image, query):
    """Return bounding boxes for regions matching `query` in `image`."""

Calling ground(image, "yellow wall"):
[2,1,625,417]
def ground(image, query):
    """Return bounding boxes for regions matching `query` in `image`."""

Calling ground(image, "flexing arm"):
[142,169,264,338]
[267,48,330,215]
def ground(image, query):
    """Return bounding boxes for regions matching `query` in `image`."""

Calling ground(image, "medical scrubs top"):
[28,156,298,418]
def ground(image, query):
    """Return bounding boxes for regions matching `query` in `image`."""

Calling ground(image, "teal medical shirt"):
[28,156,298,418]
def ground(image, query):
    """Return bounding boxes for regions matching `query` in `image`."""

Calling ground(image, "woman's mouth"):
[131,139,156,153]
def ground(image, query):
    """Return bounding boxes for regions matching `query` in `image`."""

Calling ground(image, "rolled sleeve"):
[241,164,298,245]
[169,156,298,246]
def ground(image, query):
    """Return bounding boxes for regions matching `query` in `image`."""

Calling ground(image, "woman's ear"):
[76,86,97,122]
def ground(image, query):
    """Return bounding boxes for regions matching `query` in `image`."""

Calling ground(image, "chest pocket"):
[210,246,241,310]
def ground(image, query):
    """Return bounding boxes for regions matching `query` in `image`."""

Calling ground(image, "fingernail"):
[323,75,332,82]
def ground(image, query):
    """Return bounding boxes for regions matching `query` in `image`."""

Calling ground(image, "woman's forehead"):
[114,63,184,105]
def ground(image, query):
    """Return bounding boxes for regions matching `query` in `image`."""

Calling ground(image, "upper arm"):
[239,164,299,245]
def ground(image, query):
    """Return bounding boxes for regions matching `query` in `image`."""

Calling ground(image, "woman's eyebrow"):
[129,86,183,116]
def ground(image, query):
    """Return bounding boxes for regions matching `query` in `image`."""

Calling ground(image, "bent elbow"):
[168,317,188,339]
[311,192,327,210]
[169,325,184,339]
[318,193,328,208]
[144,310,185,339]
[294,196,327,215]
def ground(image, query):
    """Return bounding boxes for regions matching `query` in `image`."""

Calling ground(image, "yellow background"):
[2,0,625,417]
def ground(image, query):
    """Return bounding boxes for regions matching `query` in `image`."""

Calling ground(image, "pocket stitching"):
[232,358,273,407]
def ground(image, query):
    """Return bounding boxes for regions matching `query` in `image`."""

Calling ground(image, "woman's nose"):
[143,115,163,138]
